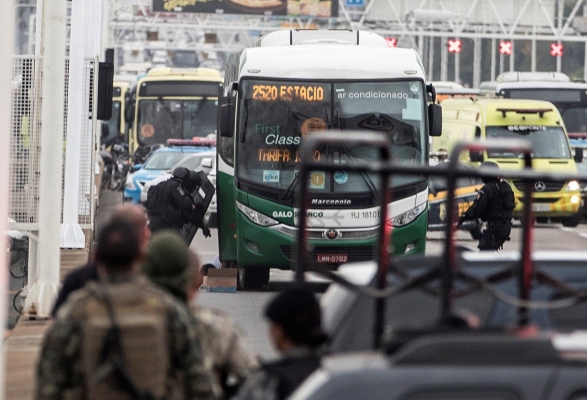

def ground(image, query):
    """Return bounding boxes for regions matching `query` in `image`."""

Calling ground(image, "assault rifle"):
[455,199,478,231]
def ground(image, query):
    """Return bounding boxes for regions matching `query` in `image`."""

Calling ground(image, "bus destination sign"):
[251,84,326,102]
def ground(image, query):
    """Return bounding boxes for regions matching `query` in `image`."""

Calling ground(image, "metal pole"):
[531,38,536,72]
[428,36,434,81]
[455,38,460,83]
[61,0,101,248]
[473,37,481,88]
[584,41,587,82]
[491,38,496,80]
[0,0,16,395]
[441,37,448,81]
[510,41,515,71]
[23,0,67,318]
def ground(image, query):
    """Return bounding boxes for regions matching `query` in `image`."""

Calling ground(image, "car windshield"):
[174,153,214,170]
[236,79,426,202]
[486,126,571,159]
[143,152,190,170]
[137,99,218,146]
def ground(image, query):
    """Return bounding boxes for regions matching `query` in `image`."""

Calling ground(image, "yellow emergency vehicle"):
[434,98,582,227]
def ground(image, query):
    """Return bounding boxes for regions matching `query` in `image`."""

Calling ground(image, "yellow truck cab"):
[434,98,582,227]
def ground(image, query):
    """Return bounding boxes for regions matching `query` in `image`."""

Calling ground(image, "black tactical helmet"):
[479,161,499,183]
[184,170,202,192]
[172,167,190,182]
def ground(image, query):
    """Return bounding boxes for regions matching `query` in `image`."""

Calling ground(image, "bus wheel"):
[238,267,270,291]
[561,214,581,228]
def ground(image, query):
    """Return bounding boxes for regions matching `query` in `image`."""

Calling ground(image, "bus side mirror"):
[124,92,135,125]
[218,96,235,138]
[469,150,484,162]
[428,103,442,137]
[96,62,114,120]
[574,147,583,163]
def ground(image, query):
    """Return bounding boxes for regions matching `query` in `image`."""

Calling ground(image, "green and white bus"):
[217,29,442,290]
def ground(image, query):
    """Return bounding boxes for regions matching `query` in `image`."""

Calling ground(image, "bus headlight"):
[389,203,427,227]
[566,180,580,191]
[236,201,278,226]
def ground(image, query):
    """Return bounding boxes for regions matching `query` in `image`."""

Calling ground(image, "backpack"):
[498,180,516,211]
[145,182,164,215]
[77,281,171,400]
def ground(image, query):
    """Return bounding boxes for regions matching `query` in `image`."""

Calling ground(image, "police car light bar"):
[496,108,553,118]
[167,138,216,147]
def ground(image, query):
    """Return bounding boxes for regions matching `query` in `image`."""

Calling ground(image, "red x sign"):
[550,43,563,57]
[499,41,512,55]
[448,39,461,53]
[386,37,397,48]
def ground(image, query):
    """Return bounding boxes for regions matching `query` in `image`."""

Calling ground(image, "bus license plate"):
[317,254,348,263]
[532,204,550,212]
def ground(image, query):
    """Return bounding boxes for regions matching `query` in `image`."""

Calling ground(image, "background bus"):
[480,72,587,138]
[124,67,223,164]
[101,77,134,149]
[217,29,442,290]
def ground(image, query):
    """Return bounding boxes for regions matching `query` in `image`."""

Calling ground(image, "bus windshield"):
[502,88,587,135]
[137,99,218,146]
[103,100,121,145]
[486,126,571,159]
[236,79,426,199]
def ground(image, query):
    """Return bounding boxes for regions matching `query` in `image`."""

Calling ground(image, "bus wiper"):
[282,143,325,201]
[281,172,300,201]
[158,98,175,122]
[340,145,380,202]
[240,99,248,143]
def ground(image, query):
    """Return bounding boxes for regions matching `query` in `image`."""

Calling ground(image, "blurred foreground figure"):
[143,230,257,399]
[37,220,218,400]
[235,285,329,400]
[51,203,151,316]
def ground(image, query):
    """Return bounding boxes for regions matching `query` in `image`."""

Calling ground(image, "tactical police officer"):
[146,167,195,234]
[459,161,516,251]
[182,170,211,239]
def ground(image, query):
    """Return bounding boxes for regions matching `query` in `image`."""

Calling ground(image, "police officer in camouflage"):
[459,161,516,251]
[146,166,195,234]
[36,220,220,400]
[143,230,259,399]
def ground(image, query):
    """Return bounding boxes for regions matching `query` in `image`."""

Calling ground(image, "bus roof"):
[480,79,587,94]
[496,71,570,82]
[240,45,424,80]
[145,67,222,79]
[257,29,388,47]
[441,97,563,123]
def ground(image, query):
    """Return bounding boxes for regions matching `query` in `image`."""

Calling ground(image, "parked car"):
[124,139,216,203]
[139,150,216,204]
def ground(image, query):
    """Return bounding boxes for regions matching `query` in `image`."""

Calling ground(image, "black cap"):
[479,161,499,183]
[265,285,328,347]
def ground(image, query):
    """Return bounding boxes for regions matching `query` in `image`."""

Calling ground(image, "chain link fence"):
[9,55,97,232]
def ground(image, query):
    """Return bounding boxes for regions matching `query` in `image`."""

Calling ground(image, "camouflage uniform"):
[190,305,259,398]
[36,274,220,400]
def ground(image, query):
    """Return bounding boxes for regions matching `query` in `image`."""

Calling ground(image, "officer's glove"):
[202,227,211,238]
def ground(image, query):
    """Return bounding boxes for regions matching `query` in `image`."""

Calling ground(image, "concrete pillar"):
[0,0,16,395]
[24,0,67,318]
[61,0,102,248]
